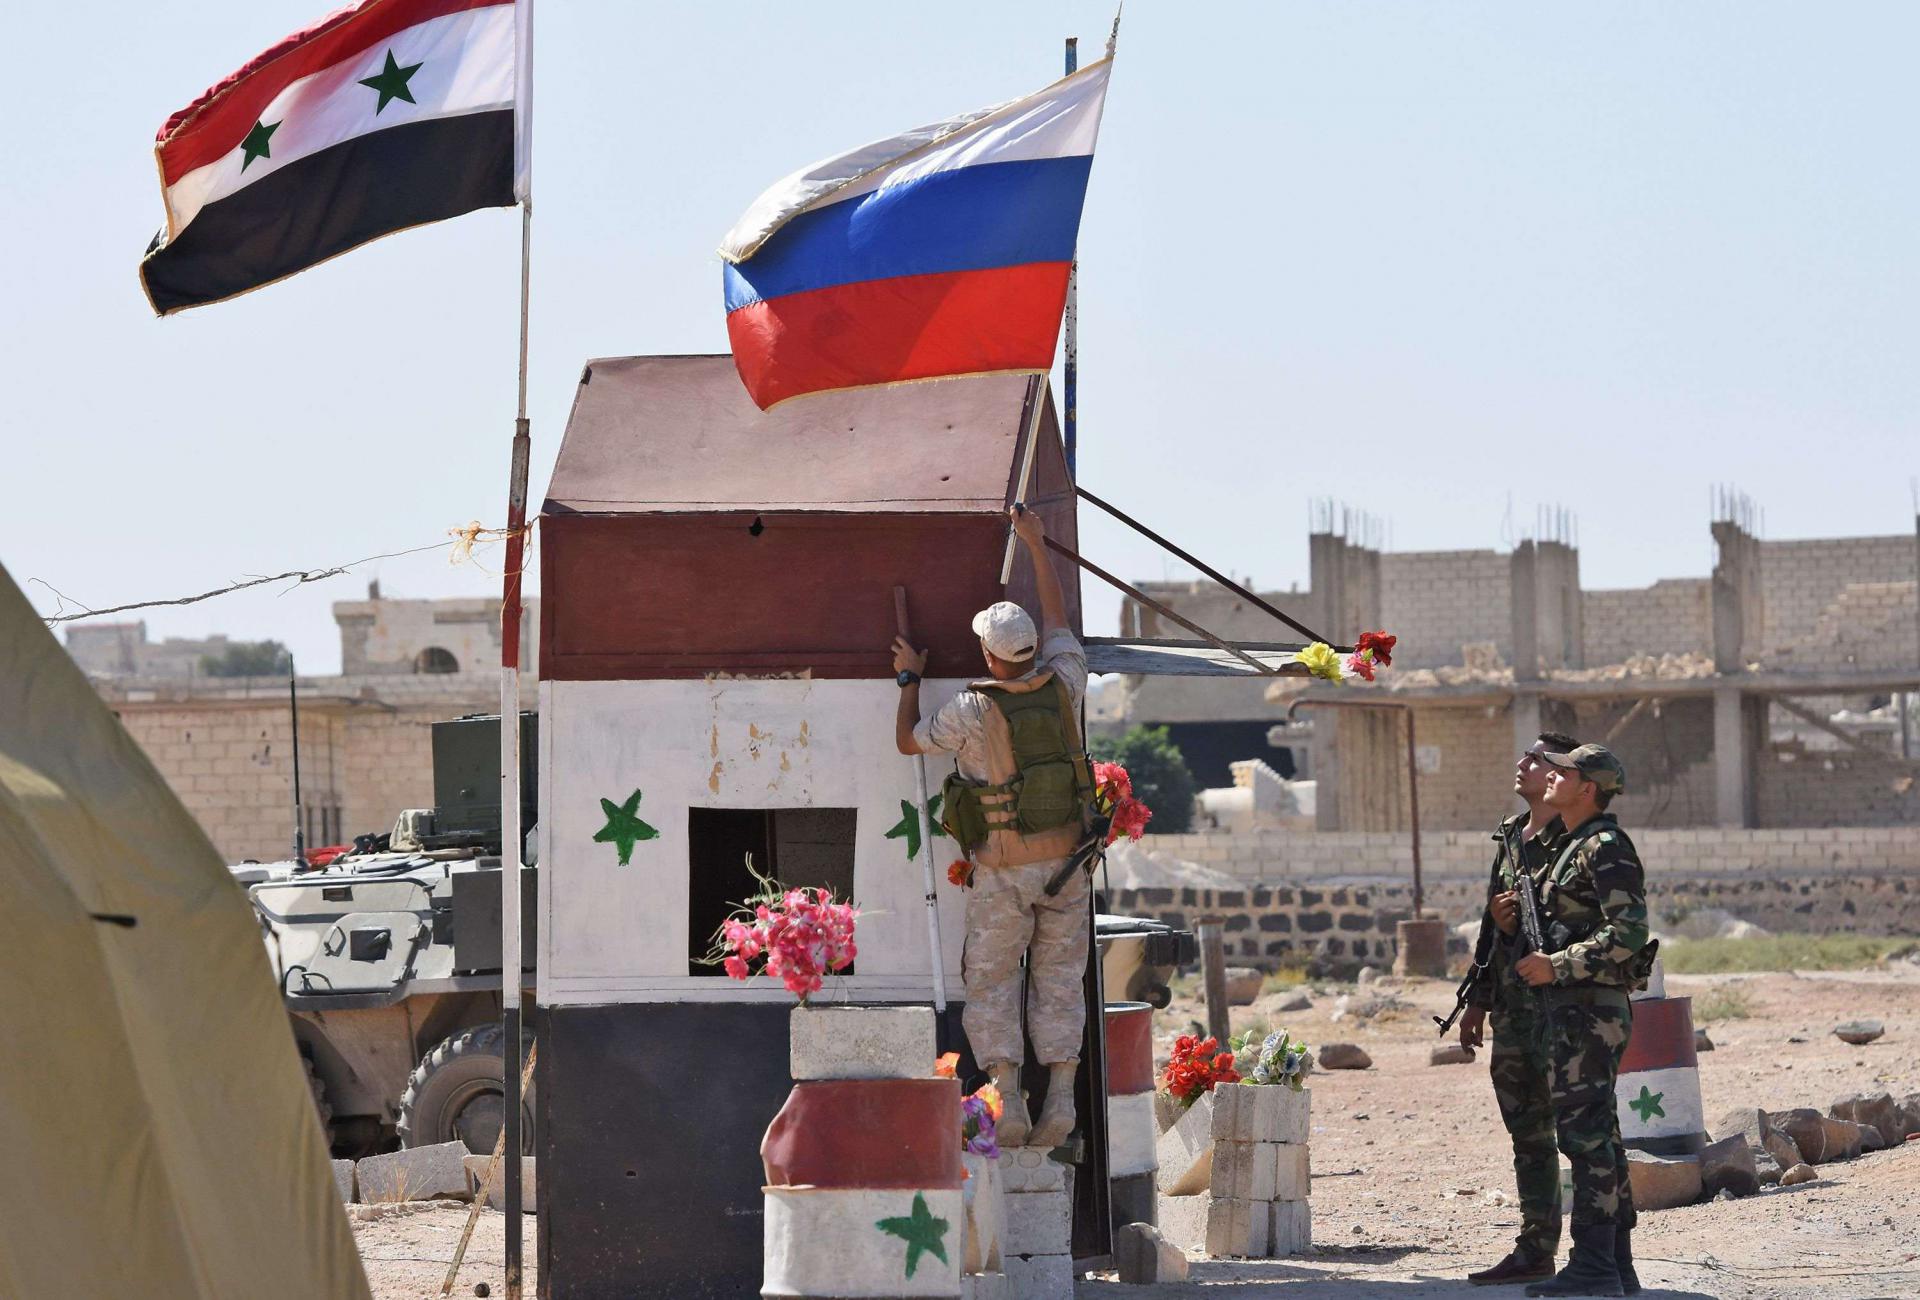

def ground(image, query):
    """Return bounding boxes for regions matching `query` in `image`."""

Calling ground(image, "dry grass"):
[1661,934,1909,974]
[1692,983,1756,1021]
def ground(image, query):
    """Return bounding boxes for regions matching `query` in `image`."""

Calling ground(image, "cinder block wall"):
[110,682,491,861]
[1119,827,1920,965]
[1380,551,1513,668]
[1582,579,1712,664]
[1760,535,1915,663]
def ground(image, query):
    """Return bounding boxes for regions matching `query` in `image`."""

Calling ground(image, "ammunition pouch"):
[940,770,990,848]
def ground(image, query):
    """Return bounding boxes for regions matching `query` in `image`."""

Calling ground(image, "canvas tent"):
[0,562,367,1299]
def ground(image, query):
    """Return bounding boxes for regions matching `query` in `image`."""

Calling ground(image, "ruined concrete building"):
[1113,504,1920,834]
[77,587,539,862]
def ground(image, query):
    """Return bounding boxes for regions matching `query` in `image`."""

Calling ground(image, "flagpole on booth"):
[500,1,535,1294]
[1062,35,1079,482]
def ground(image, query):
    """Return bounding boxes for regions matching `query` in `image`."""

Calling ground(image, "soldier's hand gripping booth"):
[895,507,1094,1150]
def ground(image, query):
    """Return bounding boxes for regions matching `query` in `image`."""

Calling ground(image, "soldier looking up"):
[1515,744,1651,1299]
[1461,730,1578,1289]
[892,504,1093,1149]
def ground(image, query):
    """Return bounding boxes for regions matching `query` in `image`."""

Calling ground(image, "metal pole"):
[289,660,306,868]
[499,196,533,1297]
[1404,707,1424,917]
[1062,36,1079,481]
[893,588,949,1029]
[999,375,1048,583]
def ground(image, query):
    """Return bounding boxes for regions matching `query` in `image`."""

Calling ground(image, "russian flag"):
[720,59,1112,410]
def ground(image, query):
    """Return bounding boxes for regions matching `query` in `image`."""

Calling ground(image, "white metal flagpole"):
[499,1,533,1293]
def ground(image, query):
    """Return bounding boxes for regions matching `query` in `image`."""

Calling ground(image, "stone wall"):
[1582,579,1712,666]
[1115,827,1920,966]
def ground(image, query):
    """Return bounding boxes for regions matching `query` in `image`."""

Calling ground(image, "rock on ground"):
[1625,1151,1702,1211]
[1224,967,1265,1006]
[1114,1221,1188,1284]
[356,1142,473,1204]
[1430,1044,1476,1066]
[1833,1019,1884,1045]
[1779,1162,1817,1186]
[1318,1043,1373,1070]
[1695,1028,1714,1052]
[1698,1134,1760,1199]
[1829,1092,1902,1148]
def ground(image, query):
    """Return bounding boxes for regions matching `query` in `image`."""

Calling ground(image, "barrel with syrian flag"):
[1104,1001,1158,1234]
[140,0,529,315]
[719,57,1113,410]
[1616,994,1708,1157]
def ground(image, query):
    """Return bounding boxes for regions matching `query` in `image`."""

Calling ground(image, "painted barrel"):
[762,1078,964,1298]
[1104,1001,1158,1233]
[1617,996,1707,1157]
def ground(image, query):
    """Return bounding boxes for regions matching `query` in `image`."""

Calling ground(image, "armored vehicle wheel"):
[398,1023,536,1154]
[302,1053,334,1131]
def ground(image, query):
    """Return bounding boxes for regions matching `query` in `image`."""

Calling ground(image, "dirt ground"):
[354,966,1919,1299]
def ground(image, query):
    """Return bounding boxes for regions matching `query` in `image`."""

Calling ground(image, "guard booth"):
[535,354,1096,1298]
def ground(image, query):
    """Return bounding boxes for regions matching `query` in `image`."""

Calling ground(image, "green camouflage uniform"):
[1467,812,1568,1261]
[1538,813,1649,1230]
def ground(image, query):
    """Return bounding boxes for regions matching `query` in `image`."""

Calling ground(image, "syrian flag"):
[140,0,530,315]
[719,57,1112,410]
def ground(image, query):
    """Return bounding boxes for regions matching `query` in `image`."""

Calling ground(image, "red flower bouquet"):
[1094,760,1153,845]
[1162,1034,1240,1109]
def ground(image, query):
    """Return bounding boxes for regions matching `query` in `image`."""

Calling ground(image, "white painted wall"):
[538,677,972,1006]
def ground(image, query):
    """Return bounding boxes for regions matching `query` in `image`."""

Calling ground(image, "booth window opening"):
[687,807,857,976]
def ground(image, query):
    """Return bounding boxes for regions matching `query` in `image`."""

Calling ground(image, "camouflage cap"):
[1540,743,1626,793]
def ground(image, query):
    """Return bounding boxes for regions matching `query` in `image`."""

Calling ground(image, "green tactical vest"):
[939,675,1094,858]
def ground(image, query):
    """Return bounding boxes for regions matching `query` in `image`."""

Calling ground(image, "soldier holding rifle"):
[1453,732,1578,1288]
[1516,744,1651,1298]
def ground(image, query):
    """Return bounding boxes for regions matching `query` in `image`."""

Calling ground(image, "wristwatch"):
[896,669,922,687]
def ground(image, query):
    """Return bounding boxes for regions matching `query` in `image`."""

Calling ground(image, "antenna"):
[289,657,307,869]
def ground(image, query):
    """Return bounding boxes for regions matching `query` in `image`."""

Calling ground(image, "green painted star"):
[883,794,947,860]
[592,789,658,865]
[1627,1085,1666,1123]
[358,48,424,113]
[875,1191,949,1279]
[239,118,280,171]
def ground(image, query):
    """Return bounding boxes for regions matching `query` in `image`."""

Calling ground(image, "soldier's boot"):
[989,1062,1031,1147]
[1467,1252,1555,1286]
[1525,1224,1624,1297]
[1026,1062,1079,1148]
[1613,1226,1640,1296]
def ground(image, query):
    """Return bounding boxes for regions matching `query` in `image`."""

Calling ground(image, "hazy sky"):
[5,2,1916,673]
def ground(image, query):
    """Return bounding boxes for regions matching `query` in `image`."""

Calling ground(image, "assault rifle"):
[1435,825,1513,1035]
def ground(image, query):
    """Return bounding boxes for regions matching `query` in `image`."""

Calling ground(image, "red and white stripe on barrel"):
[1617,995,1707,1157]
[1105,1001,1158,1233]
[761,1078,964,1298]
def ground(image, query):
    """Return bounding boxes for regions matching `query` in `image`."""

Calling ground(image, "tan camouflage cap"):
[1540,743,1627,793]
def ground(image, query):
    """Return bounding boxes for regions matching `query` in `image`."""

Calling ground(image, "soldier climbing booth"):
[534,354,1094,1297]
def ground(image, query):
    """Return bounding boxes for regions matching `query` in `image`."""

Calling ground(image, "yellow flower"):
[976,1082,1005,1121]
[1293,641,1344,684]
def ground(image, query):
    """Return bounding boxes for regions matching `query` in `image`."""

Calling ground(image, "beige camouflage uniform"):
[914,626,1090,1068]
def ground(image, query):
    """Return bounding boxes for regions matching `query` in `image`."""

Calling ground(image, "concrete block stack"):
[999,1147,1075,1299]
[761,1005,964,1299]
[1204,1083,1312,1258]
